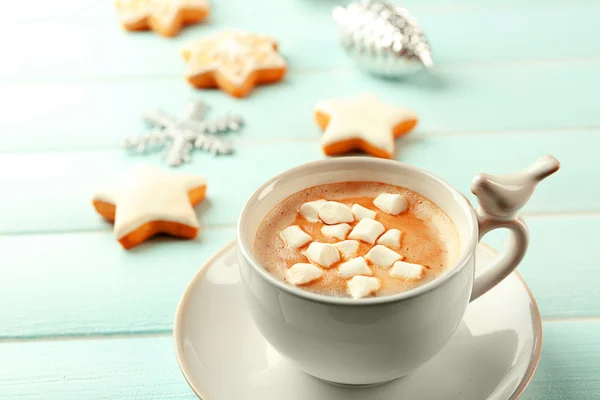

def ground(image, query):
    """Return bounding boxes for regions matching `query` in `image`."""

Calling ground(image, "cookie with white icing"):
[314,93,418,159]
[182,31,287,98]
[116,0,210,37]
[92,163,206,249]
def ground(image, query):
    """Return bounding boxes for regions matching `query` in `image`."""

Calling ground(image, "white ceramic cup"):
[236,156,559,386]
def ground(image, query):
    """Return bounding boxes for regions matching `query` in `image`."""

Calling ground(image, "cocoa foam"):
[254,182,460,298]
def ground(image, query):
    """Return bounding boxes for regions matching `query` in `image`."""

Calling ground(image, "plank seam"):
[0,210,599,237]
[1,56,600,85]
[2,126,600,155]
[0,330,172,344]
[0,316,598,344]
[0,224,236,237]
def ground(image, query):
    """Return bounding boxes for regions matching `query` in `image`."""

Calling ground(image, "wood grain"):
[0,228,235,339]
[3,62,600,152]
[5,0,597,22]
[1,2,599,81]
[485,216,600,319]
[524,321,600,399]
[0,131,595,234]
[0,335,196,400]
[0,321,598,399]
[1,0,599,398]
[0,216,595,338]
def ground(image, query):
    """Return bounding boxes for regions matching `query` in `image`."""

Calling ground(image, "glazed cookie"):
[182,31,287,98]
[314,93,418,159]
[92,163,207,249]
[115,0,210,37]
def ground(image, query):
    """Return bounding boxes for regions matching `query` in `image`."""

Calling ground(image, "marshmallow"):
[373,193,408,215]
[318,201,354,225]
[347,276,380,299]
[351,204,377,220]
[280,225,312,249]
[338,257,372,279]
[321,223,352,240]
[377,229,403,248]
[365,245,403,269]
[333,240,360,260]
[286,263,324,285]
[348,218,385,244]
[390,261,424,280]
[306,242,340,268]
[299,199,327,223]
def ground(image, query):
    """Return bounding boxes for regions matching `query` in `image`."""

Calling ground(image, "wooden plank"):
[0,130,595,234]
[0,335,196,400]
[0,321,598,399]
[485,215,600,320]
[0,229,235,339]
[3,62,600,152]
[0,216,596,338]
[6,0,597,21]
[3,0,114,21]
[524,321,600,399]
[1,3,599,81]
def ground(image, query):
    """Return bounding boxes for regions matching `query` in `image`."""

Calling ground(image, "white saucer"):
[174,242,542,400]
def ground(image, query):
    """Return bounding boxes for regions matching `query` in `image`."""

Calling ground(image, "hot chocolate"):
[254,182,460,299]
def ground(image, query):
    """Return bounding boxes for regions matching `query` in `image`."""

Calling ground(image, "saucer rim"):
[173,241,542,400]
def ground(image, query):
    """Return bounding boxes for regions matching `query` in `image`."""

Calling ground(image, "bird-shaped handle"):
[469,155,560,301]
[471,155,560,220]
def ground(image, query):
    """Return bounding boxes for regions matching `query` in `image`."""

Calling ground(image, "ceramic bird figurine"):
[471,155,561,219]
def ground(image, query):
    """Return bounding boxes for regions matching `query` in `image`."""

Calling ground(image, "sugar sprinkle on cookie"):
[182,31,287,98]
[115,0,210,37]
[92,163,207,249]
[314,93,418,159]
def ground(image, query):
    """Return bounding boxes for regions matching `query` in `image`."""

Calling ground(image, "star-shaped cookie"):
[314,93,418,159]
[92,163,207,249]
[182,31,287,98]
[115,0,210,37]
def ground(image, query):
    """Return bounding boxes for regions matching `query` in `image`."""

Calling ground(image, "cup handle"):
[469,155,560,302]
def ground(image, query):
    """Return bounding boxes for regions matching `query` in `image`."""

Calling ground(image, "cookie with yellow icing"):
[182,31,287,98]
[116,0,210,37]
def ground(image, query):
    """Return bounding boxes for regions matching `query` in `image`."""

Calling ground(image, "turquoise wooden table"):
[1,0,599,398]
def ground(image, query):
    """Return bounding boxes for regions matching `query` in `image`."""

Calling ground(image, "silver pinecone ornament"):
[333,0,433,77]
